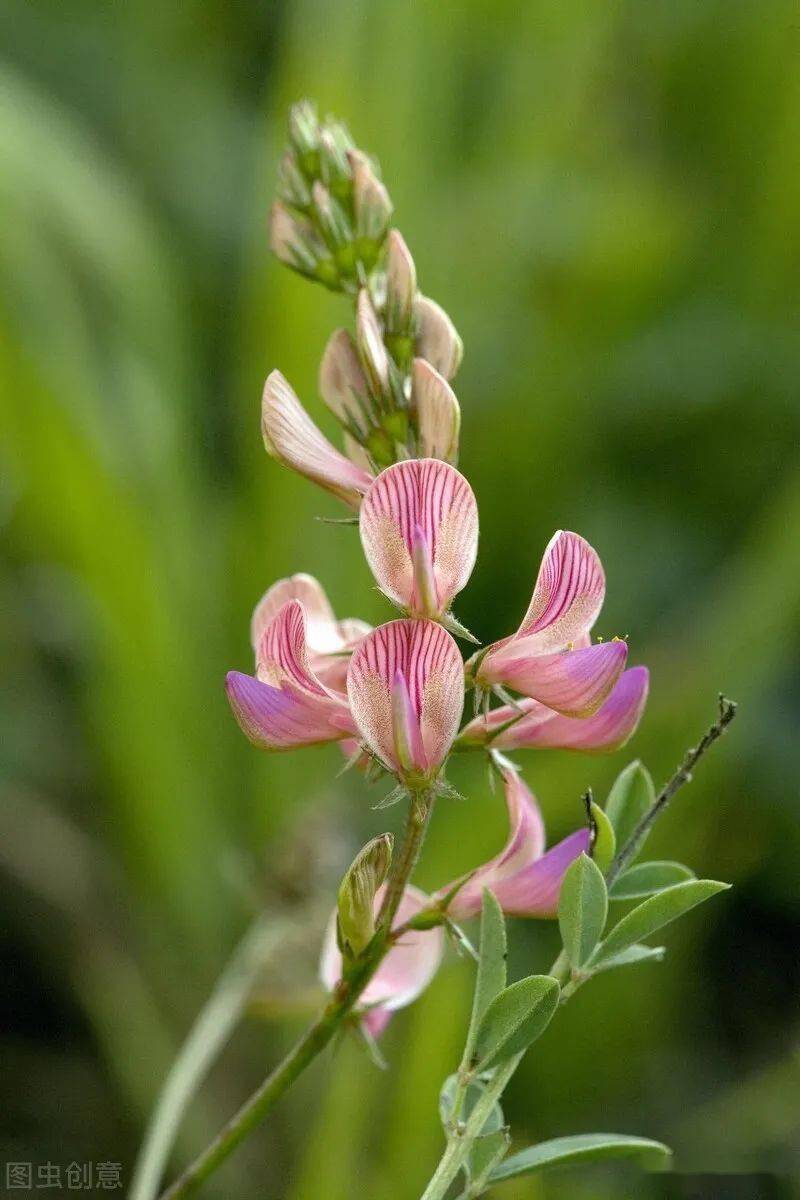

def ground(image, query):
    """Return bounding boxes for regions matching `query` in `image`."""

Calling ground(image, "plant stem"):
[605,695,737,889]
[158,790,434,1200]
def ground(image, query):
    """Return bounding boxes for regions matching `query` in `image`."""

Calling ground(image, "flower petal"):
[251,574,342,657]
[319,884,444,1017]
[255,599,333,696]
[347,619,464,776]
[412,358,461,464]
[482,640,628,717]
[319,329,371,437]
[415,296,463,380]
[225,670,354,750]
[488,828,591,918]
[359,459,478,616]
[444,766,546,919]
[513,531,606,650]
[461,667,649,753]
[261,370,373,507]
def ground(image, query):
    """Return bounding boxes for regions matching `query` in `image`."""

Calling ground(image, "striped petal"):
[461,667,649,753]
[319,885,444,1028]
[255,600,334,696]
[347,619,464,779]
[261,370,373,508]
[513,530,606,650]
[481,639,627,717]
[412,358,461,464]
[251,574,342,657]
[445,766,589,920]
[225,670,354,751]
[415,296,463,380]
[359,459,478,617]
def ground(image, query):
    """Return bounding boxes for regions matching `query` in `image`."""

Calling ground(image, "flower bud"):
[288,99,319,164]
[319,329,372,437]
[356,289,390,397]
[350,150,393,244]
[415,296,464,381]
[311,181,352,249]
[385,230,417,336]
[318,121,354,198]
[337,833,394,959]
[277,151,311,209]
[269,202,338,289]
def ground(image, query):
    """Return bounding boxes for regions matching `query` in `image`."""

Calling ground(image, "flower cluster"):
[227,102,648,1037]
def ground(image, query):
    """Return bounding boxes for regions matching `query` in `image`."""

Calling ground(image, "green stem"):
[158,791,434,1200]
[130,914,288,1200]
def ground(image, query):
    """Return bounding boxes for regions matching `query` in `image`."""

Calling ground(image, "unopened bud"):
[356,289,390,397]
[337,833,394,958]
[269,201,338,289]
[312,181,352,249]
[277,151,311,209]
[412,358,461,465]
[319,329,372,436]
[385,230,417,336]
[415,296,463,381]
[288,99,319,164]
[350,150,393,245]
[318,121,354,198]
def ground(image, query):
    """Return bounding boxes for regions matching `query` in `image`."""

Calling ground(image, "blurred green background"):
[2,1,799,1197]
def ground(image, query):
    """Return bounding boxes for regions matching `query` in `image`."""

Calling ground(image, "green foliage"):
[604,761,655,856]
[589,801,616,872]
[472,976,560,1072]
[609,860,696,901]
[591,881,730,968]
[463,890,506,1064]
[487,1133,672,1181]
[558,852,608,969]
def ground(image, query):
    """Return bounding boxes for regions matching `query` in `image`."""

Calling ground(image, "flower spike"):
[347,619,464,782]
[359,459,478,620]
[261,371,373,508]
[440,763,590,920]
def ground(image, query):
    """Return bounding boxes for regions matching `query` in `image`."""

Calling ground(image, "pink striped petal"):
[359,459,478,617]
[415,296,463,380]
[261,371,373,507]
[255,600,332,696]
[412,358,461,464]
[461,667,649,753]
[513,531,606,650]
[225,670,354,751]
[347,619,464,779]
[481,640,627,717]
[319,884,444,1023]
[251,574,342,656]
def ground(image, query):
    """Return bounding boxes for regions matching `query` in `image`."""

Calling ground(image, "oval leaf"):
[473,975,560,1071]
[488,1132,672,1181]
[591,880,730,967]
[609,861,695,901]
[605,761,654,854]
[464,889,507,1063]
[439,1075,503,1136]
[589,801,616,872]
[591,943,666,975]
[559,853,608,969]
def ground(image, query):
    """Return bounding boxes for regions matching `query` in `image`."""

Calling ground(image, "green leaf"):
[605,761,654,856]
[467,1127,510,1184]
[609,861,695,901]
[559,853,608,969]
[589,801,616,872]
[463,890,507,1064]
[488,1133,672,1181]
[589,943,666,975]
[473,975,560,1071]
[439,1075,503,1137]
[590,880,730,967]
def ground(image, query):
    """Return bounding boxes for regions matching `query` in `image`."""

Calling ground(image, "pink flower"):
[460,666,649,753]
[261,370,373,508]
[319,883,445,1036]
[250,573,370,693]
[441,762,590,920]
[473,530,627,716]
[359,459,478,620]
[347,619,464,783]
[226,599,356,750]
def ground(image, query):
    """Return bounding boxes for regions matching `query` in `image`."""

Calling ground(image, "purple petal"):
[225,671,354,750]
[489,828,591,918]
[483,640,628,717]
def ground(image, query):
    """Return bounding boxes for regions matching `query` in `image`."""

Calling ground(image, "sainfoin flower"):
[319,884,445,1037]
[359,459,478,620]
[226,599,356,750]
[347,618,464,782]
[472,530,627,716]
[440,762,590,919]
[459,666,649,753]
